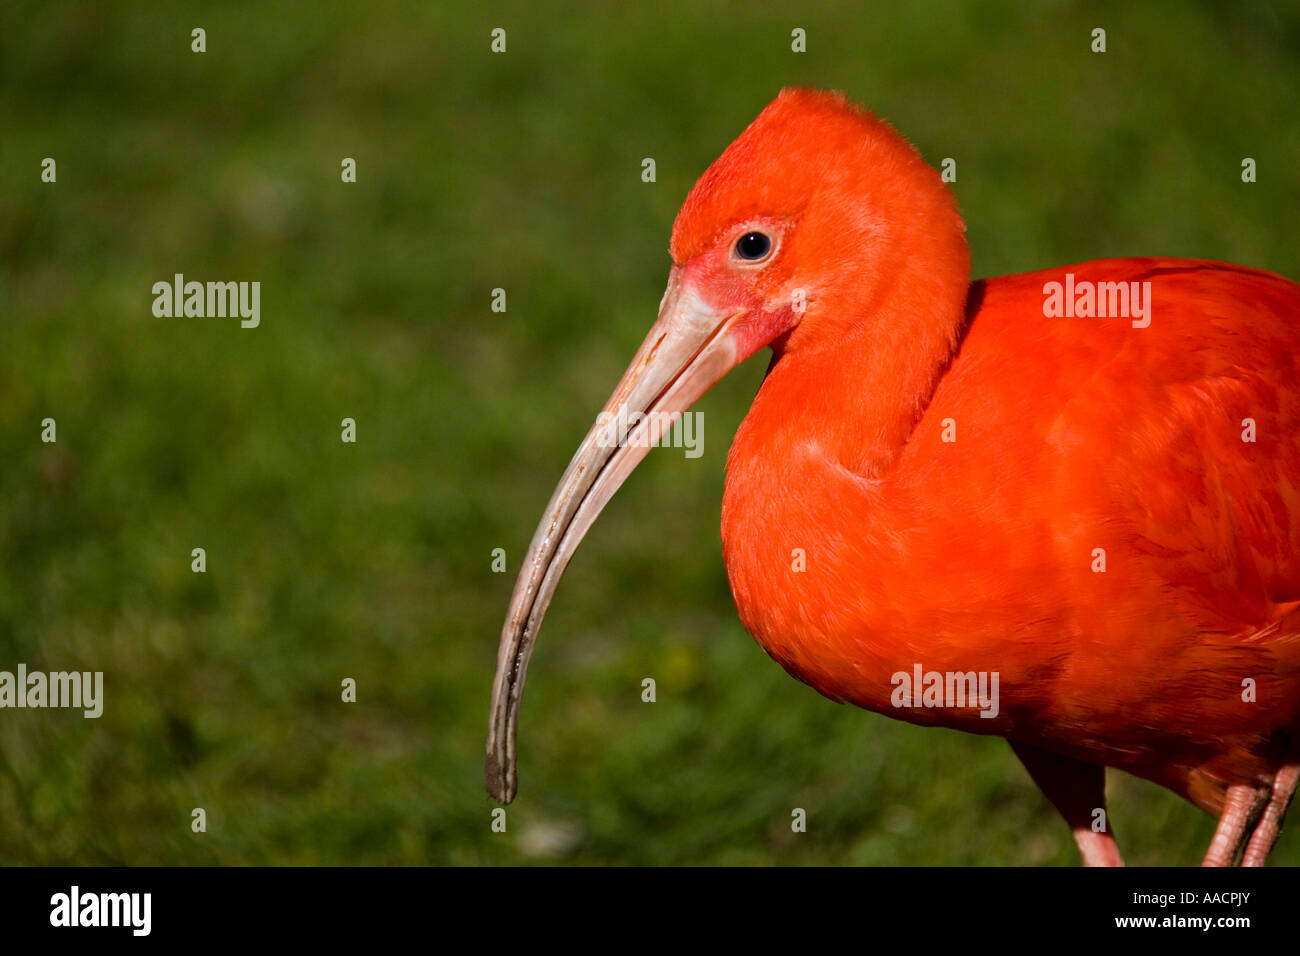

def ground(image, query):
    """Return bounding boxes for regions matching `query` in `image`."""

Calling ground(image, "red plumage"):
[487,88,1300,865]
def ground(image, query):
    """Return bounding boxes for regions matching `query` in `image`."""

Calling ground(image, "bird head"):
[486,87,969,803]
[667,86,968,361]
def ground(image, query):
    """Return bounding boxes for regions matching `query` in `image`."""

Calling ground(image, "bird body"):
[486,87,1300,865]
[723,257,1300,822]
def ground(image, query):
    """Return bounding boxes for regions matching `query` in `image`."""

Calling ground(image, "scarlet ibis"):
[485,87,1300,866]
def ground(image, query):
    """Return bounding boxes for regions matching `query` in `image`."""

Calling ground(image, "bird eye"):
[734,231,773,262]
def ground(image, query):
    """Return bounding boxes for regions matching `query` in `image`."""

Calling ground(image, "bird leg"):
[1240,763,1298,866]
[1202,782,1271,866]
[1009,741,1123,866]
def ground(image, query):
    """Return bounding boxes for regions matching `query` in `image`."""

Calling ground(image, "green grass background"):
[1,0,1298,865]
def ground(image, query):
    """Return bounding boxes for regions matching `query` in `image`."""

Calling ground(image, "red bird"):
[486,88,1300,866]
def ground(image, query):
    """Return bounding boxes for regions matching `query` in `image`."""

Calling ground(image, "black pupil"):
[736,232,771,260]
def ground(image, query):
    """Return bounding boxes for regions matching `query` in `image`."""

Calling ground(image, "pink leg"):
[1203,782,1270,867]
[1241,764,1299,867]
[1010,741,1123,867]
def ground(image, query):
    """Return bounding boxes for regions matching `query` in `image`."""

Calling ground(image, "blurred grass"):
[1,0,1298,864]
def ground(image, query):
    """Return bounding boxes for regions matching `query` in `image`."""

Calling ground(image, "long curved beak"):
[486,267,743,803]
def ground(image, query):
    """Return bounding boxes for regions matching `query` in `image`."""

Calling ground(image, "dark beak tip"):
[484,752,517,804]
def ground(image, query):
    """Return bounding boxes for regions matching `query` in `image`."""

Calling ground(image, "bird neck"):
[750,257,972,480]
[720,253,972,707]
